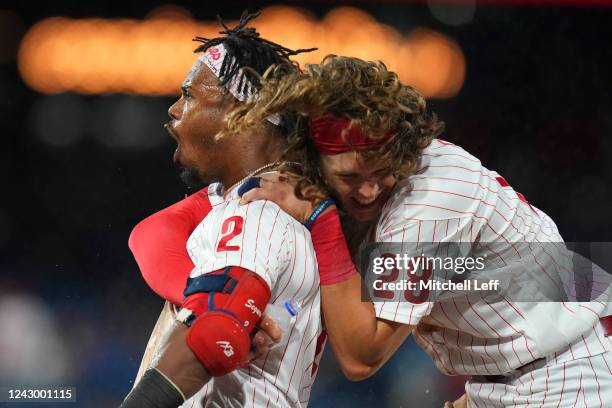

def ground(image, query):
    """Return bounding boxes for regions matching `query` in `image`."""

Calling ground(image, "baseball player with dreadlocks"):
[121,12,326,408]
[227,56,612,407]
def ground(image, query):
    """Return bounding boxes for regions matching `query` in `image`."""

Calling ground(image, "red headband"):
[309,115,394,155]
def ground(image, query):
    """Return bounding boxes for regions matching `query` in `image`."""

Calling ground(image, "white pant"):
[466,330,612,407]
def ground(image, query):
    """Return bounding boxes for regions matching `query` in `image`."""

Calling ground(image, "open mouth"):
[164,123,182,165]
[351,194,384,212]
[164,123,179,142]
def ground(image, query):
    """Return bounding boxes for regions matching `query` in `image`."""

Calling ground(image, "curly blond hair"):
[225,55,445,195]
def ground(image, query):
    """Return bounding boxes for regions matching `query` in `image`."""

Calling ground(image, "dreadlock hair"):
[225,55,445,197]
[193,10,315,135]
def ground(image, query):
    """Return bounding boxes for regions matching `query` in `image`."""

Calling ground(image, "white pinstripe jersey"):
[181,183,324,408]
[372,139,610,377]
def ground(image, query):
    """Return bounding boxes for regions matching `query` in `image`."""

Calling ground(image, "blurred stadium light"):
[17,5,466,99]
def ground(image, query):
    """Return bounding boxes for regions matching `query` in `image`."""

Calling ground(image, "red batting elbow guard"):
[310,208,358,285]
[179,266,271,376]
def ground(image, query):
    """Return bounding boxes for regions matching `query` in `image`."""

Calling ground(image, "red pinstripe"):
[272,251,319,406]
[438,303,468,371]
[499,383,508,405]
[261,206,281,266]
[402,223,416,322]
[600,351,612,375]
[572,369,584,407]
[483,220,521,257]
[418,328,454,373]
[238,201,250,265]
[590,324,608,353]
[271,223,297,302]
[464,295,505,374]
[486,382,496,404]
[250,201,267,264]
[403,202,490,219]
[422,152,481,163]
[516,375,526,405]
[486,302,525,366]
[476,382,485,408]
[409,188,502,210]
[425,163,495,175]
[252,222,297,405]
[410,175,503,197]
[432,219,437,242]
[469,220,474,241]
[262,275,301,397]
[426,314,457,373]
[526,367,535,407]
[562,303,577,314]
[542,366,550,406]
[556,362,567,408]
[579,304,607,319]
[282,292,315,395]
[581,375,588,407]
[568,342,576,359]
[450,298,479,372]
[530,250,565,294]
[483,243,508,266]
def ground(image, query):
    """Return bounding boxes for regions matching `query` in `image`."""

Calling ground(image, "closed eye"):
[336,172,359,179]
[373,168,391,176]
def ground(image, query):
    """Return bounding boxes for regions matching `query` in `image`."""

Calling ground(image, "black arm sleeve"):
[119,368,185,408]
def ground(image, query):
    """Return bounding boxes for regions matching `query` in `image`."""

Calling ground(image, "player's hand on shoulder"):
[239,171,326,224]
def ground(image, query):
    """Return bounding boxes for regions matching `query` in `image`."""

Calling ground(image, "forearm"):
[154,322,211,399]
[321,277,413,379]
[311,210,412,379]
[121,323,210,407]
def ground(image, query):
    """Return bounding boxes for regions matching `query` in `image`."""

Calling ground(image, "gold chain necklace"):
[224,161,301,196]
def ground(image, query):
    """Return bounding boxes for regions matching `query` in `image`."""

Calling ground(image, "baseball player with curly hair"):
[227,55,612,407]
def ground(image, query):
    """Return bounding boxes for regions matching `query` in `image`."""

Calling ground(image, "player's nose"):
[168,99,181,121]
[357,180,381,201]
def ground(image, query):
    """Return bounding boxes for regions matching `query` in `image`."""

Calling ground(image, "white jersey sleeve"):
[187,199,293,289]
[371,217,473,325]
[370,138,554,326]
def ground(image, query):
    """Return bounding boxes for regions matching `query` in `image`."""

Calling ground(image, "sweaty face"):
[320,152,397,222]
[166,60,233,186]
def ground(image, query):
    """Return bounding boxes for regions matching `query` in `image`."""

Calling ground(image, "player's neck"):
[220,132,285,190]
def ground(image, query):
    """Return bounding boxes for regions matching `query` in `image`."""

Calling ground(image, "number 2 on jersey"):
[217,216,244,252]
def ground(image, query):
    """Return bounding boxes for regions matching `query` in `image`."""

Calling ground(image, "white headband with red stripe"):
[198,43,281,126]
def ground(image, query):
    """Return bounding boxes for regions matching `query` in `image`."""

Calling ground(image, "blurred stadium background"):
[1,0,611,406]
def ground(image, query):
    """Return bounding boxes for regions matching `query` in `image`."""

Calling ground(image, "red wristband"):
[310,208,358,285]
